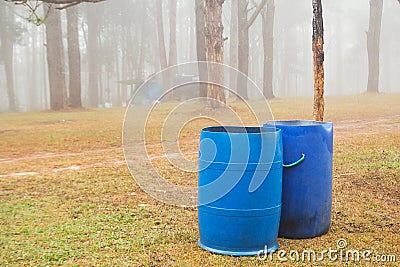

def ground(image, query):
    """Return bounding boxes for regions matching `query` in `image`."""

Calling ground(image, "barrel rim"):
[265,120,333,127]
[202,126,280,134]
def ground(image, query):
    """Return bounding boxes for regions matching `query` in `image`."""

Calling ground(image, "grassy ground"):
[0,93,399,266]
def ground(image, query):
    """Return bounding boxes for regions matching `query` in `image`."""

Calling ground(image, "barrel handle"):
[283,153,305,168]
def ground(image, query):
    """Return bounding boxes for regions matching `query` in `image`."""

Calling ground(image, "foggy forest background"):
[0,0,399,113]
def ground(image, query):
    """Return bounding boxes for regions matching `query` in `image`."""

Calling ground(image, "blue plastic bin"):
[198,126,282,256]
[264,120,333,238]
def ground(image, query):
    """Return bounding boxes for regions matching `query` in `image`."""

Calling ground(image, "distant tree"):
[44,4,66,110]
[66,6,82,108]
[228,0,238,91]
[156,0,178,91]
[366,0,383,93]
[0,2,17,111]
[156,0,168,71]
[204,0,225,108]
[237,0,267,100]
[86,5,102,107]
[168,0,177,67]
[312,0,324,121]
[195,0,208,98]
[261,0,275,99]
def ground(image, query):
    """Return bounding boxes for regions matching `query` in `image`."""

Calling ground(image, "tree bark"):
[87,5,100,107]
[156,0,168,70]
[366,0,383,93]
[66,6,82,108]
[195,0,208,98]
[0,3,17,112]
[44,4,66,110]
[228,0,238,91]
[237,0,267,100]
[155,0,171,93]
[261,0,275,99]
[136,0,147,81]
[205,0,225,108]
[312,0,325,121]
[168,0,177,66]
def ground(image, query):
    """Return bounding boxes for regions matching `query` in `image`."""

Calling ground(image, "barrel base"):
[198,240,278,256]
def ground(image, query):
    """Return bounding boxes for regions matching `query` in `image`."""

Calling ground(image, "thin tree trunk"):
[44,4,66,111]
[0,4,17,112]
[30,25,39,110]
[136,1,147,81]
[204,0,225,108]
[195,0,208,98]
[67,6,82,108]
[156,0,168,70]
[155,0,170,93]
[237,0,249,99]
[262,0,275,99]
[312,0,325,121]
[229,0,238,91]
[42,27,49,109]
[366,0,383,93]
[237,0,266,100]
[87,6,100,107]
[168,0,177,66]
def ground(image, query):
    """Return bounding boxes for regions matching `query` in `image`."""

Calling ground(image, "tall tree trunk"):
[366,0,383,93]
[67,6,82,108]
[30,24,39,110]
[44,4,66,111]
[155,0,171,92]
[87,6,100,107]
[237,0,250,99]
[0,4,17,112]
[312,0,325,121]
[195,0,208,98]
[204,0,225,108]
[136,1,147,81]
[228,0,238,91]
[156,0,168,70]
[262,0,275,99]
[237,0,266,100]
[168,0,177,66]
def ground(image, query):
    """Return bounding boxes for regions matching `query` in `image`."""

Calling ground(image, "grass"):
[0,93,399,266]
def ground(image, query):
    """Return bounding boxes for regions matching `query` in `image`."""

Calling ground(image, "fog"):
[0,0,399,112]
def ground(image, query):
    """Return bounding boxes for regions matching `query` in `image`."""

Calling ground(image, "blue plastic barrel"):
[264,120,333,238]
[198,126,282,256]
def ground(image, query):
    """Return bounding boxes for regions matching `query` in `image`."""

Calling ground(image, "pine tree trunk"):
[0,4,17,112]
[30,25,39,110]
[168,0,177,66]
[44,4,66,111]
[67,6,82,108]
[156,0,168,70]
[136,1,147,81]
[366,0,383,93]
[155,0,171,93]
[262,0,275,99]
[312,0,325,121]
[87,6,100,107]
[205,0,225,108]
[195,0,208,98]
[237,0,266,100]
[229,0,238,91]
[237,0,249,100]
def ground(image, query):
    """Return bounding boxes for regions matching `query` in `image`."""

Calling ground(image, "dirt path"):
[1,114,398,178]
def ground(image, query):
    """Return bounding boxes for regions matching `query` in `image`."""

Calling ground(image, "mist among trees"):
[0,0,399,113]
